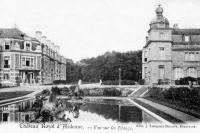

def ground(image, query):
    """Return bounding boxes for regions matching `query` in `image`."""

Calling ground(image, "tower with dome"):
[142,5,200,85]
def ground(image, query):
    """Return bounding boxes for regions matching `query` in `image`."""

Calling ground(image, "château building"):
[0,28,67,86]
[142,5,200,84]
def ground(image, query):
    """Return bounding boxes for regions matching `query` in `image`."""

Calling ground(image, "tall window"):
[174,67,183,80]
[4,56,10,68]
[31,58,34,67]
[3,73,10,80]
[187,67,197,78]
[159,65,165,79]
[185,52,189,60]
[26,58,30,66]
[185,51,199,61]
[159,32,164,39]
[190,52,195,60]
[144,67,147,78]
[26,43,31,51]
[184,35,190,42]
[144,51,148,62]
[159,47,165,59]
[22,57,25,67]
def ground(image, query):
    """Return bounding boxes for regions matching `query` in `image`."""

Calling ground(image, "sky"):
[0,0,200,62]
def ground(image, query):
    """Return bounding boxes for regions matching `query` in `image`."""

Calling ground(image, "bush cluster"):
[81,87,122,97]
[175,77,200,85]
[53,80,67,84]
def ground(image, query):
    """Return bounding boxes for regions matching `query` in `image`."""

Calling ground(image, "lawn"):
[0,91,33,101]
[145,86,200,119]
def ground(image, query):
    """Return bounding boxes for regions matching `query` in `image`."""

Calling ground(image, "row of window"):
[159,32,191,42]
[159,66,198,80]
[144,50,200,62]
[3,56,35,69]
[3,41,32,51]
[21,57,34,68]
[144,66,198,80]
[185,51,199,61]
[174,67,197,79]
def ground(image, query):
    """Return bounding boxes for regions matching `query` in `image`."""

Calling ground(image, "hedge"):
[102,80,135,85]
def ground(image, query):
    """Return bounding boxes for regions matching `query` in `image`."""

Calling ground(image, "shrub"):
[53,80,67,84]
[176,76,197,85]
[138,79,145,85]
[81,89,90,96]
[175,80,180,85]
[51,86,60,95]
[69,85,77,92]
[41,89,51,96]
[59,87,71,95]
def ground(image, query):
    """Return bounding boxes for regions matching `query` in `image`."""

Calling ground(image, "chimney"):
[41,36,47,44]
[51,42,55,51]
[55,45,60,52]
[47,39,51,47]
[35,31,42,41]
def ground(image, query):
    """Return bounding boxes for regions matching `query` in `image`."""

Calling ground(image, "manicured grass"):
[145,97,200,119]
[0,91,33,101]
[145,86,200,119]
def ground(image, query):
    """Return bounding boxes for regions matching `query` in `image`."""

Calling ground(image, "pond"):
[0,97,159,123]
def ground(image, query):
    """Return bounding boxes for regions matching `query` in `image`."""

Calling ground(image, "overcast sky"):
[0,0,200,61]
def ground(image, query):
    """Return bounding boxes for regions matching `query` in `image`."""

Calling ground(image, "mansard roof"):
[0,28,39,42]
[172,29,200,35]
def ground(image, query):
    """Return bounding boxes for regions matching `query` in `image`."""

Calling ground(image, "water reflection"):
[0,98,159,123]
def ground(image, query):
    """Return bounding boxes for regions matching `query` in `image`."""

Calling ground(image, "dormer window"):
[5,42,10,50]
[26,43,30,51]
[184,35,190,42]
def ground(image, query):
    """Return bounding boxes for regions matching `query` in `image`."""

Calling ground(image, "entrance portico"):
[19,70,40,85]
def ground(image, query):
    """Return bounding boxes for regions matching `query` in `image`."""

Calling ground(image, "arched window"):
[174,67,183,80]
[187,67,197,78]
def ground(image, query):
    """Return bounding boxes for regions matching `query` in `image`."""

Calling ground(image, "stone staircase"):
[129,86,149,98]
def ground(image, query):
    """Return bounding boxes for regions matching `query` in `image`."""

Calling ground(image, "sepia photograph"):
[0,0,200,132]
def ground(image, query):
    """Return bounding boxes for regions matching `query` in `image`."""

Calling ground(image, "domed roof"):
[150,5,169,27]
[150,16,169,25]
[155,4,163,15]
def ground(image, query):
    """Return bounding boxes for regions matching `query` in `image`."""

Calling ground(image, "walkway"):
[133,98,200,123]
